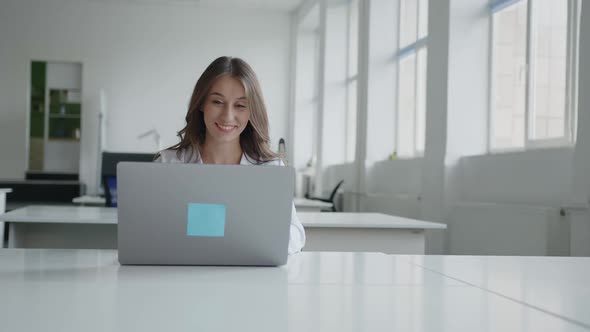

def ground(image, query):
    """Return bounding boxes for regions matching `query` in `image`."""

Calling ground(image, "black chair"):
[305,180,344,212]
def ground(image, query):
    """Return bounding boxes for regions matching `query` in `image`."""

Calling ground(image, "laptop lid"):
[117,162,294,266]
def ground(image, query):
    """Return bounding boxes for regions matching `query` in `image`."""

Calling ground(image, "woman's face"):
[202,75,251,144]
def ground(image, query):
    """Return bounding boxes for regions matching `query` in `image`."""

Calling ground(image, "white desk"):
[405,255,590,327]
[293,197,333,212]
[299,212,446,254]
[72,196,334,211]
[0,205,117,249]
[72,195,106,206]
[0,207,445,254]
[0,249,588,332]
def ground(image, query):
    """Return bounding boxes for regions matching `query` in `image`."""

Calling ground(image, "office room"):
[0,0,588,330]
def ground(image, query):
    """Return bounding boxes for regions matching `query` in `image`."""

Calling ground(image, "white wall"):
[366,158,422,195]
[459,148,574,206]
[0,0,292,193]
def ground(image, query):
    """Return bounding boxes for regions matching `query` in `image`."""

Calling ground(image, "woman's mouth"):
[215,122,238,133]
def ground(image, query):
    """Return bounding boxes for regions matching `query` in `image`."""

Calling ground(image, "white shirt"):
[156,148,306,255]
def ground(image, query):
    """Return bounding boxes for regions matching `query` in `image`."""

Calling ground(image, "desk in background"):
[299,212,446,254]
[1,205,117,249]
[0,249,588,332]
[73,196,334,212]
[0,188,12,246]
[0,206,445,254]
[72,195,106,206]
[293,197,333,212]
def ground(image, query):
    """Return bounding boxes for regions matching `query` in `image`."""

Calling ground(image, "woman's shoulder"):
[155,149,179,163]
[156,148,199,163]
[251,157,285,166]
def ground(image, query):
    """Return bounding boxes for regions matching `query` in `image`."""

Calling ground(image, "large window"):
[345,0,359,162]
[294,1,359,169]
[293,5,320,170]
[489,0,581,151]
[395,0,428,158]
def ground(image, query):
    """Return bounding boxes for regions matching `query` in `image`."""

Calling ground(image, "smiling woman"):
[155,56,306,254]
[158,56,278,165]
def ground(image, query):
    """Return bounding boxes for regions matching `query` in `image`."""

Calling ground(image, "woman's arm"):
[288,203,306,254]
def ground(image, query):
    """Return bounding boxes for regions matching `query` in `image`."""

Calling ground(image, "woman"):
[156,56,305,254]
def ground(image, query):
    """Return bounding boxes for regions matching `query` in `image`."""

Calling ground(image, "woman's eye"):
[236,104,246,109]
[212,100,223,105]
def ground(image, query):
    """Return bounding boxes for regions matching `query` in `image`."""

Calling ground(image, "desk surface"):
[406,255,590,327]
[72,195,106,204]
[72,196,334,209]
[0,249,588,332]
[293,197,333,208]
[0,205,117,224]
[0,206,446,230]
[298,212,447,229]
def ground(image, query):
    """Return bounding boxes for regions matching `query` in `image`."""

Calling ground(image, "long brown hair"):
[164,56,278,163]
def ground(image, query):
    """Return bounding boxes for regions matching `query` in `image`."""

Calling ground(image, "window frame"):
[394,0,428,159]
[344,0,359,163]
[488,0,580,153]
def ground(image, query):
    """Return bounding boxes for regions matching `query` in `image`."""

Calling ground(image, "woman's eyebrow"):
[209,92,247,100]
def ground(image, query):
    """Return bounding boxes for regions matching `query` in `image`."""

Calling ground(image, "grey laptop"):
[117,162,294,266]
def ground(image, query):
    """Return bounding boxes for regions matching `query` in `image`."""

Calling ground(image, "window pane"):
[418,0,428,39]
[346,80,357,162]
[416,48,427,153]
[348,0,359,78]
[531,0,567,140]
[398,53,416,157]
[399,0,418,48]
[294,18,320,169]
[491,1,527,150]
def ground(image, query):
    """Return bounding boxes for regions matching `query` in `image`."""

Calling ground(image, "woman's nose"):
[220,104,235,120]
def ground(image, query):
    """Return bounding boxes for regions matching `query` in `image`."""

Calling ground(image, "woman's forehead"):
[209,75,246,99]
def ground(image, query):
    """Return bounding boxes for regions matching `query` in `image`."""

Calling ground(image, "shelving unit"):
[28,61,82,173]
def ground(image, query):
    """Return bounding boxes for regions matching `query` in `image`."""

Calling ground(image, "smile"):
[215,123,238,133]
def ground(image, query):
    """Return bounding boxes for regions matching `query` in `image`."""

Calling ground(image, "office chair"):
[305,179,344,212]
[102,175,118,207]
[100,152,155,207]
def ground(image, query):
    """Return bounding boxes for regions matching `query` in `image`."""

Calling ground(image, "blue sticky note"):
[187,203,226,237]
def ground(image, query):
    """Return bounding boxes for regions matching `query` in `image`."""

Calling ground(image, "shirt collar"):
[192,148,252,165]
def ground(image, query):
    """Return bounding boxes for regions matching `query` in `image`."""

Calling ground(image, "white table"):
[299,212,446,254]
[0,249,588,332]
[405,255,590,327]
[0,205,117,249]
[72,196,334,211]
[72,195,106,206]
[0,206,445,254]
[293,197,333,212]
